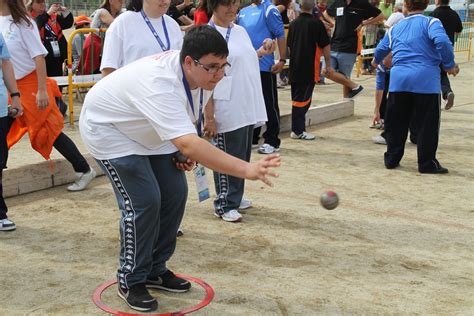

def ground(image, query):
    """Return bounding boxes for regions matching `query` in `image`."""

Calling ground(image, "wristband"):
[10,92,20,98]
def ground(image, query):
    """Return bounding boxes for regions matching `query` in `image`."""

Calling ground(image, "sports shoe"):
[0,218,16,231]
[290,131,316,140]
[347,85,364,99]
[67,168,97,191]
[118,283,158,312]
[214,209,243,222]
[445,92,454,110]
[258,143,280,154]
[177,227,184,237]
[239,198,252,209]
[372,135,386,145]
[146,270,191,293]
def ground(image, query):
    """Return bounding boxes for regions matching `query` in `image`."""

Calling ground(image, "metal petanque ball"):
[320,191,339,210]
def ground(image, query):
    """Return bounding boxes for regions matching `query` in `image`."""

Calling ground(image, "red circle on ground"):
[92,274,215,316]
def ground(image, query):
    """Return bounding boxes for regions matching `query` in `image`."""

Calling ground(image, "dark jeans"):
[0,116,12,220]
[253,71,281,148]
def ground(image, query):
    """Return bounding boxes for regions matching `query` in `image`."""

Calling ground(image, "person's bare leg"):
[326,71,358,95]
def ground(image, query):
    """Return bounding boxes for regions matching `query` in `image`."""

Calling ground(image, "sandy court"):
[0,55,473,315]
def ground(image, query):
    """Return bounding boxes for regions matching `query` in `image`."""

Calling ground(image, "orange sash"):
[7,71,64,160]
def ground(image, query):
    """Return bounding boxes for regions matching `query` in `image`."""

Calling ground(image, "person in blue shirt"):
[237,0,286,154]
[373,0,459,174]
[0,33,23,231]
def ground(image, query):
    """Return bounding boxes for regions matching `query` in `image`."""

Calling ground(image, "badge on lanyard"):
[193,164,210,202]
[50,40,61,57]
[337,7,344,16]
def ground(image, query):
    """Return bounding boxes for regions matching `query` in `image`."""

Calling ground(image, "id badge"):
[51,40,61,57]
[336,7,344,16]
[193,164,210,202]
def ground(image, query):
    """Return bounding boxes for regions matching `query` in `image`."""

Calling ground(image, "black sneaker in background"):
[117,283,158,312]
[146,270,191,293]
[348,85,364,99]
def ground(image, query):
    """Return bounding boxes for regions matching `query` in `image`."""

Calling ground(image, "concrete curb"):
[3,100,353,198]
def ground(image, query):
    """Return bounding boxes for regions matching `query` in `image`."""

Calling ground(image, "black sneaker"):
[117,283,158,312]
[146,270,191,293]
[348,85,364,98]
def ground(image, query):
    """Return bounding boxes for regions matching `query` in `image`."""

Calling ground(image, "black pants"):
[253,71,281,148]
[0,116,12,220]
[440,66,452,100]
[384,92,441,171]
[0,117,89,219]
[291,82,314,135]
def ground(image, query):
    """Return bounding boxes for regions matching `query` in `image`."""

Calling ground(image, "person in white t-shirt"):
[204,0,275,222]
[80,26,281,313]
[101,0,183,76]
[90,0,124,29]
[384,3,404,29]
[0,0,96,192]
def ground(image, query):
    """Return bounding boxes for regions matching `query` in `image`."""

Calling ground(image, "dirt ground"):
[0,55,473,315]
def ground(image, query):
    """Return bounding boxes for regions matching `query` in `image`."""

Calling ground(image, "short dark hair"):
[404,0,429,11]
[126,0,143,11]
[180,25,229,64]
[440,0,450,5]
[208,0,236,12]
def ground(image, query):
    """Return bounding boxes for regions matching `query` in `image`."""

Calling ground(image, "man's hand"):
[371,58,378,70]
[271,61,285,74]
[175,158,195,171]
[8,97,23,118]
[245,154,281,186]
[257,39,276,57]
[372,111,381,127]
[322,66,335,77]
[36,89,49,110]
[446,64,460,76]
[203,118,217,138]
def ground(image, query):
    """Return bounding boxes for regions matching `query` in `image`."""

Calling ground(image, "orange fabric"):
[314,47,322,83]
[7,71,64,160]
[292,99,311,108]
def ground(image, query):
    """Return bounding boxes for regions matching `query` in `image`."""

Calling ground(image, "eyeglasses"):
[194,59,231,74]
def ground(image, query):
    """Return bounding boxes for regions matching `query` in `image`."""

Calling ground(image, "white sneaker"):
[0,218,16,231]
[372,135,386,145]
[239,198,252,209]
[290,131,316,140]
[214,209,242,222]
[67,168,97,191]
[258,143,280,154]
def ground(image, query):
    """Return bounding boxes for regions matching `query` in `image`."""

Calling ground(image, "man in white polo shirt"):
[79,26,281,313]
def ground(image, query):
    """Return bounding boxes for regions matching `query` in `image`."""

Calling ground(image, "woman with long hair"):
[91,0,124,29]
[194,0,211,25]
[25,0,74,77]
[0,0,96,197]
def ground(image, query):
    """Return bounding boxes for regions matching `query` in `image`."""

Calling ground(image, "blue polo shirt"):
[374,14,455,94]
[237,0,285,72]
[0,33,11,118]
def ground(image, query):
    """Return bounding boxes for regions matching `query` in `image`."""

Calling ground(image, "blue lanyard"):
[181,66,204,136]
[141,9,170,51]
[208,20,232,43]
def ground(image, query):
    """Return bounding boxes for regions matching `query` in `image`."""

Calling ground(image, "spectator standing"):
[322,0,383,98]
[71,15,92,73]
[373,0,459,173]
[287,0,333,140]
[205,0,271,222]
[100,0,183,76]
[237,0,287,154]
[91,0,123,29]
[0,33,23,231]
[384,3,404,28]
[430,0,463,110]
[26,0,73,77]
[0,0,96,192]
[378,0,392,19]
[194,0,212,25]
